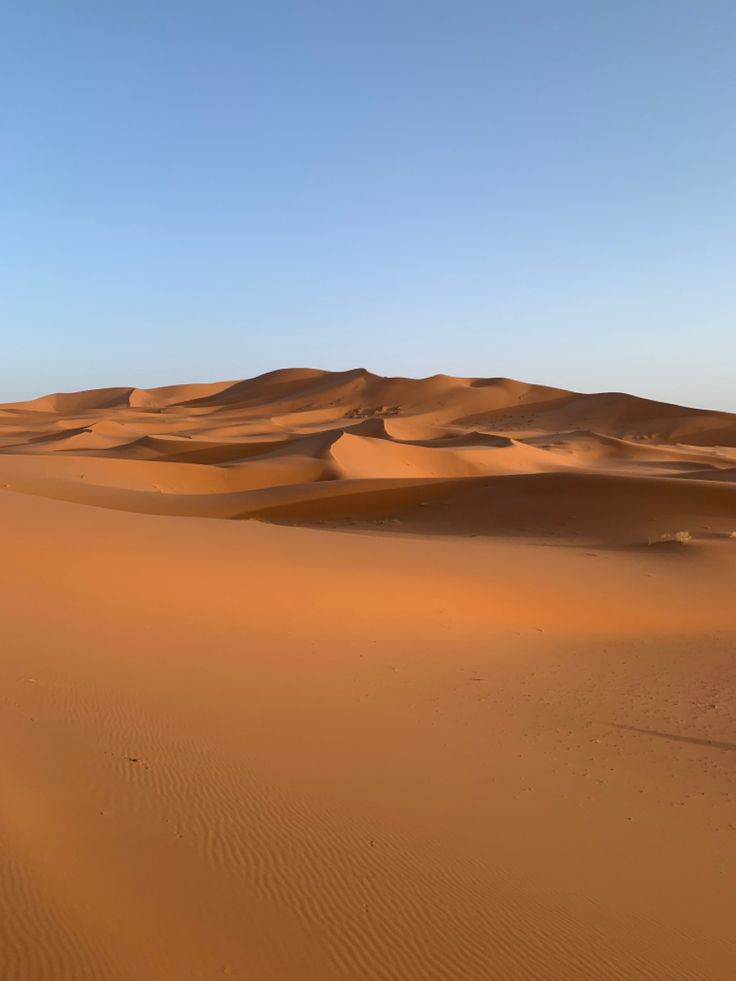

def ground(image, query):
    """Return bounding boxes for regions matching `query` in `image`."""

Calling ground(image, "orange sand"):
[1,369,735,979]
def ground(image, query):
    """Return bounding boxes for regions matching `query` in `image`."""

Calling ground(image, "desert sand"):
[1,367,735,980]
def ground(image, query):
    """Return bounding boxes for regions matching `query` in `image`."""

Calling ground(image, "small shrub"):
[649,530,692,545]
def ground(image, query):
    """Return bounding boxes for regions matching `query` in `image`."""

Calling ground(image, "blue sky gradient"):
[2,1,734,409]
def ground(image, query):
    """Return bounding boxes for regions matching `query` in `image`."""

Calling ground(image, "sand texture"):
[1,368,735,980]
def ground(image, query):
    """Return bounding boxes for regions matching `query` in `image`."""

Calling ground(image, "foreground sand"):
[1,370,735,979]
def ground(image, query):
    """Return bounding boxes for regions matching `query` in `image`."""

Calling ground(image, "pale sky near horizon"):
[2,1,734,410]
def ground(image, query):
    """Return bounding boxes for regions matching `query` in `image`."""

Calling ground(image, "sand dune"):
[1,370,735,979]
[2,368,735,542]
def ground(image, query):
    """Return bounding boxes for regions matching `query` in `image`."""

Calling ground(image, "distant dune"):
[2,367,735,543]
[1,370,735,980]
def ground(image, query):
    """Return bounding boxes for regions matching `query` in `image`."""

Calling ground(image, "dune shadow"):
[610,723,736,752]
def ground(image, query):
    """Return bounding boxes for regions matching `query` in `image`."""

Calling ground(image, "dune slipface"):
[1,369,735,980]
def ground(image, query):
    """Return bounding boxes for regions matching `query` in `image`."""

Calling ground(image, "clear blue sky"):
[2,1,734,409]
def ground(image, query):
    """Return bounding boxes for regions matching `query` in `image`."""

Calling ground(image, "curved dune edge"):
[2,465,735,544]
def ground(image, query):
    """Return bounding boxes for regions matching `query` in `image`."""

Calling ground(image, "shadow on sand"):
[610,723,736,752]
